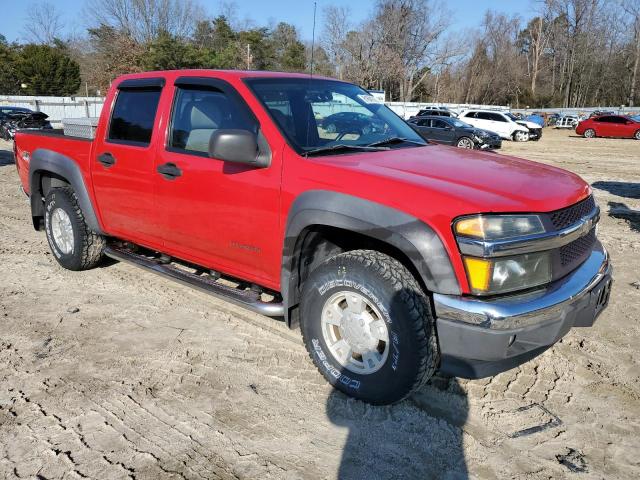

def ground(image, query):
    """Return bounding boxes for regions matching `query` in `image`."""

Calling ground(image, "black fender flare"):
[29,148,104,234]
[281,190,460,324]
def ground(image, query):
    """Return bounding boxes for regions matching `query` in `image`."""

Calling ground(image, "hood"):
[316,145,589,215]
[516,120,540,129]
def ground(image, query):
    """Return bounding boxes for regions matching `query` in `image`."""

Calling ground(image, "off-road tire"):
[300,250,438,405]
[44,187,105,271]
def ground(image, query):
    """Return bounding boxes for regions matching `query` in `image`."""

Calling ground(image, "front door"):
[91,80,164,246]
[154,77,282,286]
[430,118,455,145]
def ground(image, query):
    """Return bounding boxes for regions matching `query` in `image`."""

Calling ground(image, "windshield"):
[246,78,426,154]
[504,112,519,121]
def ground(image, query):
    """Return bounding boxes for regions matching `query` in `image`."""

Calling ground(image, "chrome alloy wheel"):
[50,207,74,254]
[457,137,474,149]
[584,128,596,138]
[321,291,390,375]
[514,130,529,142]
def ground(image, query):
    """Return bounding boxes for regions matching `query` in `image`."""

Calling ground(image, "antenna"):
[310,1,317,77]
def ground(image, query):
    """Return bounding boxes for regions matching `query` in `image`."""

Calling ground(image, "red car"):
[13,70,612,404]
[576,114,640,139]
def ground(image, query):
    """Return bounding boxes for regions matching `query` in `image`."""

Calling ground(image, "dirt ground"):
[0,128,639,480]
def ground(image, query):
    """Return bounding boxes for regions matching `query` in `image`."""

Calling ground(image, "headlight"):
[455,214,545,240]
[463,251,552,295]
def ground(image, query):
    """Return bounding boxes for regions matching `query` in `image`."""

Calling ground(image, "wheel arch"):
[281,190,460,327]
[29,149,103,234]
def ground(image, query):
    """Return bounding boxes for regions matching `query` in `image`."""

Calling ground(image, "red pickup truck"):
[14,70,612,404]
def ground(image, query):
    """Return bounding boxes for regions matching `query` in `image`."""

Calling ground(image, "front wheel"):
[584,128,596,138]
[44,187,105,271]
[456,136,475,149]
[634,129,640,140]
[513,130,529,142]
[300,250,438,405]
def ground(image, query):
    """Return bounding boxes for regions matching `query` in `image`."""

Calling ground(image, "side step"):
[104,246,284,317]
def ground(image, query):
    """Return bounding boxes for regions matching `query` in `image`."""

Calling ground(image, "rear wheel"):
[456,136,475,149]
[300,250,438,405]
[325,123,337,134]
[635,129,640,140]
[584,128,596,138]
[44,187,105,271]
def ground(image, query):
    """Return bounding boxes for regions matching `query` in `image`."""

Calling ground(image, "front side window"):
[246,78,425,154]
[108,89,162,144]
[491,113,508,122]
[168,87,255,155]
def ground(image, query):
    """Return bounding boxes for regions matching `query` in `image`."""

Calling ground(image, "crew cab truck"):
[14,70,612,405]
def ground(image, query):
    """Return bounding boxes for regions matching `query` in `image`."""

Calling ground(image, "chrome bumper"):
[434,244,612,377]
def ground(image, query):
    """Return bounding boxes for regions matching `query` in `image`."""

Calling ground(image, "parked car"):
[525,113,545,127]
[576,115,640,139]
[555,115,579,129]
[410,108,453,119]
[0,106,52,140]
[458,109,534,141]
[588,110,615,118]
[14,70,612,405]
[407,115,501,149]
[318,111,386,136]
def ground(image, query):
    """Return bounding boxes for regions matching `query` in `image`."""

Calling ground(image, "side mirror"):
[208,129,271,168]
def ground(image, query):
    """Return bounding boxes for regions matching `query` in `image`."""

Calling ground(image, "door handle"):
[157,162,182,180]
[98,152,116,168]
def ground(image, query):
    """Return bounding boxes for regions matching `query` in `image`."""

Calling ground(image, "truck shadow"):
[608,201,640,233]
[592,181,640,199]
[326,376,469,479]
[324,286,469,479]
[0,149,14,166]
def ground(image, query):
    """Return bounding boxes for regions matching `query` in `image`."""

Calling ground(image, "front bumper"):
[479,137,502,149]
[434,244,612,378]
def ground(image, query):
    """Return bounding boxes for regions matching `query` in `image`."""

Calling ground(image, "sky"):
[0,0,535,43]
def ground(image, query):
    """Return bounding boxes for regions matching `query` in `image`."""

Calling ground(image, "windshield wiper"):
[304,144,389,157]
[366,137,427,148]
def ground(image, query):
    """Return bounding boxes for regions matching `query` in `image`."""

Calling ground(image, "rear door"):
[154,77,282,284]
[91,78,164,245]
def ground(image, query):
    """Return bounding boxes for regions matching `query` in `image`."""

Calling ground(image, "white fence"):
[0,95,104,125]
[1,95,637,125]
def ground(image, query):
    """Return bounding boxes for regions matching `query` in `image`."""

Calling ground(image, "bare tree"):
[23,1,64,44]
[372,0,451,101]
[321,5,351,79]
[85,0,205,42]
[620,0,640,106]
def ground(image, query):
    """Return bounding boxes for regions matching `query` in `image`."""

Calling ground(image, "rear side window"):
[108,89,162,145]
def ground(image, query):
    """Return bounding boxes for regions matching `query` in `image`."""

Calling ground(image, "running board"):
[104,246,284,317]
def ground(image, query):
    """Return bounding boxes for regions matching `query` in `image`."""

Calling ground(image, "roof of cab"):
[113,69,338,83]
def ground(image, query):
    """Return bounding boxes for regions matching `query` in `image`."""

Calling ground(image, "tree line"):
[1,0,639,108]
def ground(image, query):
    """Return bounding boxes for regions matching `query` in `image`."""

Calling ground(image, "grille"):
[560,229,596,266]
[549,196,596,230]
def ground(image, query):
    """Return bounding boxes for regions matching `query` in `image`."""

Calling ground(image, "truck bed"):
[14,129,93,195]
